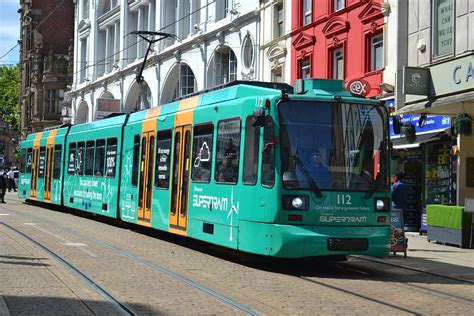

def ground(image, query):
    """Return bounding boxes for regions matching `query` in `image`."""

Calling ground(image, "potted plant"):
[401,123,416,143]
[454,113,472,136]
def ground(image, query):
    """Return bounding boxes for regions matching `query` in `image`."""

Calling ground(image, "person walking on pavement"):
[0,169,7,203]
[392,171,408,212]
[7,168,16,192]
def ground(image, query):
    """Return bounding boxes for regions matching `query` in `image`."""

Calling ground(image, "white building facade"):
[70,0,261,123]
[258,0,291,84]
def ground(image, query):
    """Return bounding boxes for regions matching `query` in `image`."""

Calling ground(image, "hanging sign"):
[347,78,370,96]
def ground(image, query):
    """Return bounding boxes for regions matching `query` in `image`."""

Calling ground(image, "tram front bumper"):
[238,221,390,258]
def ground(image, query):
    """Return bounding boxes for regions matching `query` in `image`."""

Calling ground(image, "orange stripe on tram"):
[136,106,162,227]
[168,96,199,236]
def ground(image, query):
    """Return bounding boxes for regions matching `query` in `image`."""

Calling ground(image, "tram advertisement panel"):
[38,149,46,178]
[106,146,117,177]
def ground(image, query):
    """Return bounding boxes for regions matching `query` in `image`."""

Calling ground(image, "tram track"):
[298,275,423,315]
[4,205,259,316]
[352,254,474,284]
[290,256,474,316]
[340,256,474,307]
[337,260,474,305]
[0,221,137,316]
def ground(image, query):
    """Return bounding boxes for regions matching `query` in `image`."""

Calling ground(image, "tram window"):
[215,118,241,184]
[67,143,76,175]
[85,140,95,176]
[20,149,26,172]
[94,139,105,177]
[132,135,140,186]
[261,116,275,187]
[76,141,85,176]
[53,145,62,179]
[26,148,33,173]
[38,146,46,178]
[105,138,117,178]
[155,130,172,189]
[243,116,260,185]
[191,124,213,183]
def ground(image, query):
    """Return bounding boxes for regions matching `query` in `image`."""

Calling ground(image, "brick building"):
[19,0,74,136]
[291,0,388,98]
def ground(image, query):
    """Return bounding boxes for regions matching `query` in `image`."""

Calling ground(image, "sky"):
[0,0,20,66]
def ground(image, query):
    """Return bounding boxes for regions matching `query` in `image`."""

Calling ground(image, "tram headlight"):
[292,197,304,209]
[282,195,309,211]
[374,197,390,212]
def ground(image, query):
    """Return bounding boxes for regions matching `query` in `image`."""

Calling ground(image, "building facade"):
[19,0,74,136]
[258,0,292,84]
[290,0,387,98]
[70,0,261,123]
[397,0,474,207]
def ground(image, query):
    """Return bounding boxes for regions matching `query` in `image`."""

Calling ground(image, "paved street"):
[1,192,473,315]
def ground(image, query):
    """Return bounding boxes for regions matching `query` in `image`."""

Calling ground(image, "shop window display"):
[425,142,456,205]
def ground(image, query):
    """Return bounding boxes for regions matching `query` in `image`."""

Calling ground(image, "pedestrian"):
[0,170,7,203]
[7,168,16,192]
[391,172,408,212]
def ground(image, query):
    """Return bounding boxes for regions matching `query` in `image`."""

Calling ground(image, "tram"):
[19,78,391,258]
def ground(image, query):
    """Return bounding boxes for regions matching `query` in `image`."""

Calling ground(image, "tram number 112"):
[337,194,351,205]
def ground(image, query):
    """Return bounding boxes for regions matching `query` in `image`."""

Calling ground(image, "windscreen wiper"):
[293,154,323,198]
[363,171,384,199]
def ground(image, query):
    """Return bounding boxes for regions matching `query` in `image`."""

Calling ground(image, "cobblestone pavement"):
[1,193,473,315]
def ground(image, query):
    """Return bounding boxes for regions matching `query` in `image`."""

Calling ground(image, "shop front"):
[397,53,474,207]
[395,54,474,242]
[389,99,455,232]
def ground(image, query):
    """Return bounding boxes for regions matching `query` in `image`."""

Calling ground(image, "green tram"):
[19,79,391,258]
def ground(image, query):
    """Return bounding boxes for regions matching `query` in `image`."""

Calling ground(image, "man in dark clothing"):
[0,170,7,203]
[392,172,408,211]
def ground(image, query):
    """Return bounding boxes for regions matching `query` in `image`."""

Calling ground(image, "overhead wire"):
[74,0,217,77]
[0,0,67,61]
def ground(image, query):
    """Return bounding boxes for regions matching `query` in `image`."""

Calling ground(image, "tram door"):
[137,131,155,223]
[44,145,53,200]
[169,125,192,232]
[30,147,39,198]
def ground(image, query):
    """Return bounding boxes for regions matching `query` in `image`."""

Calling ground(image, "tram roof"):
[128,81,291,123]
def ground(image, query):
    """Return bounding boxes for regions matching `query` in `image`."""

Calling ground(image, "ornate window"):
[302,0,312,26]
[332,48,344,80]
[369,34,383,71]
[299,58,311,79]
[334,0,345,12]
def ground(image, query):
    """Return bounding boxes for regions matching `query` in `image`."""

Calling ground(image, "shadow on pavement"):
[2,295,158,315]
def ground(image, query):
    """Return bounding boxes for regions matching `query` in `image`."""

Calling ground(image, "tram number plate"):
[327,238,368,251]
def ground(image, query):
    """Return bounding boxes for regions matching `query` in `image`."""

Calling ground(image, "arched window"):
[207,46,237,88]
[162,63,197,104]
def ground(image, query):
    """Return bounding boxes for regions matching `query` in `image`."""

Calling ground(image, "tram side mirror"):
[393,115,402,134]
[252,108,265,127]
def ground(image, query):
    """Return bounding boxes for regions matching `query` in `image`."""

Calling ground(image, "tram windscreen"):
[279,100,389,192]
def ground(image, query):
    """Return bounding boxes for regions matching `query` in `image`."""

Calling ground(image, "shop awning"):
[391,129,450,149]
[397,91,474,116]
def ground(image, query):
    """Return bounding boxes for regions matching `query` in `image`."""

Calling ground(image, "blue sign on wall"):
[386,99,451,138]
